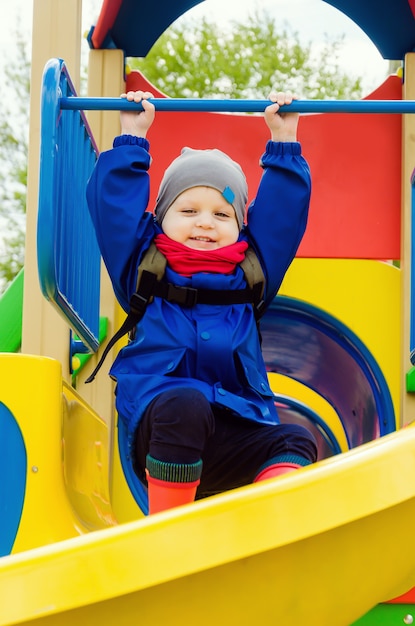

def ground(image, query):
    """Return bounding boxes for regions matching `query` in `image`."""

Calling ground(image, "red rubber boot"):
[253,462,301,483]
[146,473,200,514]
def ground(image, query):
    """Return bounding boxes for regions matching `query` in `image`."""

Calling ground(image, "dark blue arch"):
[118,417,149,515]
[89,0,415,61]
[261,296,396,449]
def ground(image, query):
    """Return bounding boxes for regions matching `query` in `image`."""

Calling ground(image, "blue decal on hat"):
[222,186,235,204]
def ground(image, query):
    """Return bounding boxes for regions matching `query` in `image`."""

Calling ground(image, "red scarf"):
[154,234,248,277]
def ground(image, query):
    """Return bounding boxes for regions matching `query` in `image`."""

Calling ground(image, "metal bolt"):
[404,615,414,625]
[31,466,39,473]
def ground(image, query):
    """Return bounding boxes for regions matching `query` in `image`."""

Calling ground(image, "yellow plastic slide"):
[1,356,415,626]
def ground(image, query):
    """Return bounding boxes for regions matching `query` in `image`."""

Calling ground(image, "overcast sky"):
[0,0,390,95]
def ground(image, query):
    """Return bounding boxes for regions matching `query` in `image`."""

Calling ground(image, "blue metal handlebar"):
[59,97,415,114]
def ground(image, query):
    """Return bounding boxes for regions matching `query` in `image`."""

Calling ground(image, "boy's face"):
[161,186,240,250]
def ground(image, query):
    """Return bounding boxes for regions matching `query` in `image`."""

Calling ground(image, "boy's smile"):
[161,186,240,250]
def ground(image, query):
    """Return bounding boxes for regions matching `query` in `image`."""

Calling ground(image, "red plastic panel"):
[126,72,402,260]
[388,585,415,604]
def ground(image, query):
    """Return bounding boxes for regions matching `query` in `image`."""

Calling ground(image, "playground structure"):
[2,0,415,623]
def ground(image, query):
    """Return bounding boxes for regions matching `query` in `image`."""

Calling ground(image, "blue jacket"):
[86,136,311,450]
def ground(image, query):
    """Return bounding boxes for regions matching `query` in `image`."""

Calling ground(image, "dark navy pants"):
[135,387,317,497]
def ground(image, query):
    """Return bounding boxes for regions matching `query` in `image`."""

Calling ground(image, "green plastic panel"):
[0,270,24,352]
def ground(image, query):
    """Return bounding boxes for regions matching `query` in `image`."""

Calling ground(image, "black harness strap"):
[151,280,261,307]
[85,270,158,383]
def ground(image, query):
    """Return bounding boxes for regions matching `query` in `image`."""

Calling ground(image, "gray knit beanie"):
[154,148,248,229]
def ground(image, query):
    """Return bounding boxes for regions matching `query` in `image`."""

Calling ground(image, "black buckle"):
[166,284,198,306]
[129,292,150,316]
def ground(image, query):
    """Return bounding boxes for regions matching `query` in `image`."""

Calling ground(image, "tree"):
[130,11,364,100]
[0,31,30,292]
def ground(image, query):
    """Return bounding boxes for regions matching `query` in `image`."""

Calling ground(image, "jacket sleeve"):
[86,136,156,311]
[246,140,311,308]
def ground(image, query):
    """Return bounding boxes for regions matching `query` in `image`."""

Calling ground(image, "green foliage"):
[0,30,30,292]
[130,11,364,100]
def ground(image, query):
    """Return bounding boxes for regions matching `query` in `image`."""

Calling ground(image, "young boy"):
[86,90,317,514]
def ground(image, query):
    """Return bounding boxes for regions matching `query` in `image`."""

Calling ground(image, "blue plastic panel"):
[38,58,101,351]
[0,403,26,556]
